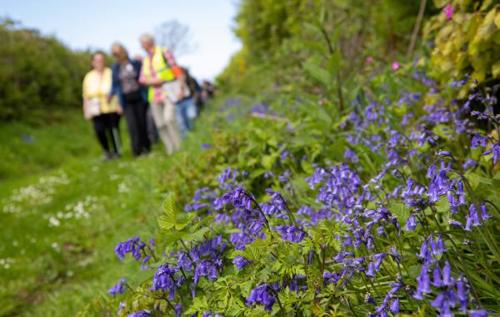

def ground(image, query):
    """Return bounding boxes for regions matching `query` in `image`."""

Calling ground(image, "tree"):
[155,20,195,56]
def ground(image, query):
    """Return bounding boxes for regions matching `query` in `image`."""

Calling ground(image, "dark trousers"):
[123,92,151,156]
[92,113,121,154]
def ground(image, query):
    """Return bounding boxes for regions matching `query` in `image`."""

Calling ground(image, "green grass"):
[0,112,179,316]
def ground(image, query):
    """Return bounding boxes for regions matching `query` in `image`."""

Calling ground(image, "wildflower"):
[174,304,183,317]
[114,237,147,261]
[469,310,489,317]
[233,256,251,270]
[486,144,500,164]
[230,232,257,250]
[246,284,279,311]
[288,275,307,292]
[463,158,477,170]
[108,278,127,296]
[432,265,443,287]
[456,277,468,312]
[344,149,359,163]
[280,150,290,161]
[275,225,306,243]
[402,178,427,208]
[390,298,400,314]
[442,261,454,286]
[366,253,386,278]
[480,203,491,221]
[465,204,481,230]
[471,134,488,149]
[151,264,182,299]
[194,259,220,284]
[365,292,376,304]
[127,311,151,317]
[391,61,400,71]
[278,170,291,183]
[414,264,431,299]
[406,214,417,231]
[443,4,454,20]
[430,235,446,258]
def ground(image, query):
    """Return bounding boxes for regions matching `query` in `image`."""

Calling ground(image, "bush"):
[0,19,91,122]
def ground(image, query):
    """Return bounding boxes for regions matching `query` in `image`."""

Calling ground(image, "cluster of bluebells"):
[412,234,488,316]
[114,237,150,263]
[109,74,497,316]
[246,283,280,311]
[177,235,227,285]
[151,263,184,299]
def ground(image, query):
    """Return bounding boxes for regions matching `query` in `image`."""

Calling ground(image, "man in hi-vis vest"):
[138,33,183,155]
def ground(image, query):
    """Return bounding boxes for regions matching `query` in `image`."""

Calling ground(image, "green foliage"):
[0,19,91,121]
[424,1,500,96]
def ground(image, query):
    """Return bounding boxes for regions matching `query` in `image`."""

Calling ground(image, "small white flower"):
[48,216,61,227]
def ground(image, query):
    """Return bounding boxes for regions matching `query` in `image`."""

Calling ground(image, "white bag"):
[85,98,101,118]
[163,80,190,104]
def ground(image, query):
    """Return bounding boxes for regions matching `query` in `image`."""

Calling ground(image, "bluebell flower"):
[261,190,289,219]
[430,235,446,258]
[431,291,454,316]
[471,134,488,149]
[480,203,491,221]
[114,237,147,261]
[194,259,219,284]
[365,293,376,304]
[278,170,291,183]
[247,284,279,311]
[414,264,431,300]
[482,143,500,164]
[233,256,251,270]
[127,310,151,317]
[465,204,481,231]
[405,214,417,231]
[389,298,399,314]
[469,310,489,317]
[108,278,126,296]
[442,261,454,286]
[344,149,359,163]
[456,277,468,312]
[366,253,386,278]
[280,150,290,161]
[323,271,342,285]
[151,263,182,299]
[432,265,443,287]
[288,274,307,292]
[275,225,306,243]
[230,232,256,250]
[401,178,427,208]
[174,303,183,317]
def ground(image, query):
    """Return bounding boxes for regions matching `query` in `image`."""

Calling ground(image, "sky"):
[1,0,242,80]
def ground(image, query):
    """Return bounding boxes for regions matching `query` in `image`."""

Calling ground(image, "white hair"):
[139,33,155,44]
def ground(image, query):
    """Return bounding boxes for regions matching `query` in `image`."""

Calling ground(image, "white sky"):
[1,0,242,81]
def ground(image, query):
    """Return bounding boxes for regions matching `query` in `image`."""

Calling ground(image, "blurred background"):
[0,0,498,316]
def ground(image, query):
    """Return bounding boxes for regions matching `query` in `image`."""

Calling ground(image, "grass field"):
[0,113,181,316]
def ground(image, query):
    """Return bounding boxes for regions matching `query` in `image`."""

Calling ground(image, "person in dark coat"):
[109,43,150,156]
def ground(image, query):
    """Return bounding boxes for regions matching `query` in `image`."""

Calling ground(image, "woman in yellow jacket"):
[82,51,122,160]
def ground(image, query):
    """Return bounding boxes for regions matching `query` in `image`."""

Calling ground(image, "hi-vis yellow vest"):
[142,47,176,102]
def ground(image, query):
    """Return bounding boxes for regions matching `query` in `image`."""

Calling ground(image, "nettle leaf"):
[388,201,410,225]
[158,193,194,232]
